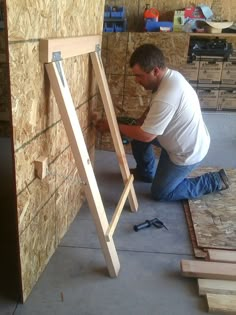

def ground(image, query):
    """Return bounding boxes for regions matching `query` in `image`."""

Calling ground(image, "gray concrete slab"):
[202,112,236,168]
[0,297,17,315]
[2,112,236,315]
[61,204,193,255]
[14,247,207,315]
[61,149,193,255]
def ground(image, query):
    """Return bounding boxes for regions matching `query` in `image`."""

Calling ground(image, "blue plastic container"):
[104,22,115,32]
[111,6,126,19]
[104,5,111,18]
[114,21,127,32]
[145,20,173,32]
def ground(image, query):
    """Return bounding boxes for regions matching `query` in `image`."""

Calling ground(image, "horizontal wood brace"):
[106,175,134,242]
[39,35,102,63]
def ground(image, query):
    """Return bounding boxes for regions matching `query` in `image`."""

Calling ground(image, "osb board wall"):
[104,0,236,31]
[6,0,104,302]
[97,31,189,152]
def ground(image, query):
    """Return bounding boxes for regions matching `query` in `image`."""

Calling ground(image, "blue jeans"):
[131,139,223,201]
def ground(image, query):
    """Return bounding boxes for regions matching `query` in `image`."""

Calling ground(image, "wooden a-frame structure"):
[39,35,138,277]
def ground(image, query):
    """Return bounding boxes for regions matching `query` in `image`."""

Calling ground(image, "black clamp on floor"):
[133,218,168,232]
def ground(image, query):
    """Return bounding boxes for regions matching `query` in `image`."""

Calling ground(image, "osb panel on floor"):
[183,200,207,258]
[186,168,236,256]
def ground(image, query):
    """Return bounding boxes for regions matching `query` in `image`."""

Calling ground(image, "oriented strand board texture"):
[104,0,235,31]
[188,168,236,250]
[6,0,105,302]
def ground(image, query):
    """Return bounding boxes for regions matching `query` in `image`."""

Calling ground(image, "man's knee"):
[151,184,170,201]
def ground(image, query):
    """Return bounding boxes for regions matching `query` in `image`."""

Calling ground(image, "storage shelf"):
[104,18,127,22]
[189,32,236,37]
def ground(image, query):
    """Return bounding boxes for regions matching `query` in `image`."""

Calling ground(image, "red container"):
[144,5,160,21]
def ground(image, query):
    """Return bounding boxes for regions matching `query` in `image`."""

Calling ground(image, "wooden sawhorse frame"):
[39,35,138,277]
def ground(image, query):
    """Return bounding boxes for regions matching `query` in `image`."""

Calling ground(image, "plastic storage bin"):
[104,5,111,18]
[114,21,127,32]
[103,5,127,32]
[111,6,126,18]
[104,22,115,32]
[145,20,173,32]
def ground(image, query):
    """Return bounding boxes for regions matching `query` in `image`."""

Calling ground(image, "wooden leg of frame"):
[90,51,138,213]
[45,62,120,277]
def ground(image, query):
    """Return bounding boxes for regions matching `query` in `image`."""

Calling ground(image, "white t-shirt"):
[141,68,210,165]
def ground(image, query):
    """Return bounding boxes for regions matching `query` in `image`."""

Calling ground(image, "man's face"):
[132,64,159,91]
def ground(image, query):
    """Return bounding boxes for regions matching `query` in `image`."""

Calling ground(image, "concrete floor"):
[1,112,236,315]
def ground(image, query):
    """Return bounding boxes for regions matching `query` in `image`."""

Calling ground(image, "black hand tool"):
[133,218,168,232]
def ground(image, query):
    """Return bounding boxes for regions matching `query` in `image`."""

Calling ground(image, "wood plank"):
[207,249,236,263]
[181,259,236,280]
[90,50,138,213]
[106,175,134,241]
[198,279,236,296]
[40,35,102,62]
[207,293,236,314]
[45,61,120,277]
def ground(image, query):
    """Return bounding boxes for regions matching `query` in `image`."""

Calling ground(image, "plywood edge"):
[39,35,102,63]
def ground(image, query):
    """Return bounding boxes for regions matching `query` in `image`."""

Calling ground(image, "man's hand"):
[92,114,109,133]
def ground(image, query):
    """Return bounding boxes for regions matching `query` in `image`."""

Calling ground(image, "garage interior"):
[1,1,236,314]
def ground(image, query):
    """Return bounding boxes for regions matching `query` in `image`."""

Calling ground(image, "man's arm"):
[93,106,156,142]
[119,124,156,142]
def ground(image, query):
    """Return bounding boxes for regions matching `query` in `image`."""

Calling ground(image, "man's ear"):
[153,66,160,76]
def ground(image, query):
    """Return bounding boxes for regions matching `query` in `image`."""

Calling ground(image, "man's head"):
[129,44,166,91]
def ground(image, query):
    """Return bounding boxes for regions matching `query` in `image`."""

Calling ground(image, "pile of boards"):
[181,248,236,313]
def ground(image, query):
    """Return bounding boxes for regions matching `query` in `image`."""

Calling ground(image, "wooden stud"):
[198,278,236,296]
[207,249,236,263]
[181,259,236,280]
[207,293,236,313]
[40,35,139,278]
[45,61,120,277]
[90,49,138,213]
[39,35,102,63]
[106,174,134,242]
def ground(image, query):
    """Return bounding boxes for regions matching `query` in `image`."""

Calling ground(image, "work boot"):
[219,169,230,190]
[130,168,153,183]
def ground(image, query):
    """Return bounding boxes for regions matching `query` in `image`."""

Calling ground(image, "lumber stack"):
[181,249,236,313]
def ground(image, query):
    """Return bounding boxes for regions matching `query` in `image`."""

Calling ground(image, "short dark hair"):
[129,44,166,72]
